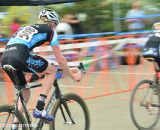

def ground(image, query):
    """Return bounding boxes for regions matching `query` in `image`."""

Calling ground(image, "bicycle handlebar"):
[29,62,85,88]
[57,62,85,74]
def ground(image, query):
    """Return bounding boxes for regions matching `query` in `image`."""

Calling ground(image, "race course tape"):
[0,30,152,42]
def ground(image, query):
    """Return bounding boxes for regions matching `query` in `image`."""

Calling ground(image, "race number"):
[15,26,38,42]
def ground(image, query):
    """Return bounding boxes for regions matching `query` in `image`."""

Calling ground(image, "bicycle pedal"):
[153,91,158,95]
[42,119,50,124]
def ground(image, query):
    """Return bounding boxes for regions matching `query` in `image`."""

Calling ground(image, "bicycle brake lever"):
[78,62,86,74]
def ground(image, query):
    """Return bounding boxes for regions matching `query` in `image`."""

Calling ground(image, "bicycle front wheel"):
[130,80,160,130]
[50,93,90,130]
[0,105,28,130]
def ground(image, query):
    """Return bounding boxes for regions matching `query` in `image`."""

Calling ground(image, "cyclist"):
[142,22,160,60]
[1,8,82,130]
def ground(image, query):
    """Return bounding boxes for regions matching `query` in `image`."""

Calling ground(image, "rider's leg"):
[13,72,31,123]
[12,63,56,122]
[41,64,56,95]
[25,73,33,82]
[32,64,56,121]
[35,64,56,111]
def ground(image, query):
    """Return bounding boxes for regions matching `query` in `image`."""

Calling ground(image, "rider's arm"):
[49,30,80,81]
[51,45,75,80]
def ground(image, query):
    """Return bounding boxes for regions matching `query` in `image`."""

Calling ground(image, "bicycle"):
[130,57,160,130]
[0,62,90,130]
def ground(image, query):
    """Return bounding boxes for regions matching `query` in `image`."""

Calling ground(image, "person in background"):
[125,1,146,31]
[56,21,73,35]
[62,14,83,34]
[10,17,21,36]
[60,14,83,60]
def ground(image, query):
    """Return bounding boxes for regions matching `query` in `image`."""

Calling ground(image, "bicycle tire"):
[49,93,90,130]
[0,105,28,130]
[130,80,160,130]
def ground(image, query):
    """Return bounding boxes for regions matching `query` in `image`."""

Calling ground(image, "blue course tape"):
[0,32,116,42]
[58,32,117,39]
[0,30,152,42]
[117,30,153,35]
[0,38,10,42]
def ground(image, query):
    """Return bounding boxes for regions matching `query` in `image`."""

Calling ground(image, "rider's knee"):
[22,88,31,97]
[46,64,56,75]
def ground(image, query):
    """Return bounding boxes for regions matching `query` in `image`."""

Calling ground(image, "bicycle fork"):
[60,97,75,125]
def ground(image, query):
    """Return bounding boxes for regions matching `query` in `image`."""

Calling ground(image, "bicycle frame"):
[13,78,59,129]
[3,62,85,130]
[15,78,74,130]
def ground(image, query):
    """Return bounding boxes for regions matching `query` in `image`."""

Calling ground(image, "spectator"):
[125,1,145,31]
[60,14,84,59]
[56,22,73,35]
[62,14,83,34]
[10,17,21,36]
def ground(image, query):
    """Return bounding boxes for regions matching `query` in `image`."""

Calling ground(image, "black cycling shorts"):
[1,44,48,88]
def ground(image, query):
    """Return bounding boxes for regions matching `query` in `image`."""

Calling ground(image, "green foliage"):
[1,6,32,35]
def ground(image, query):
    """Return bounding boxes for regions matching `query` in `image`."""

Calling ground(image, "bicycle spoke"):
[51,94,90,130]
[54,99,86,130]
[2,113,12,130]
[140,86,150,105]
[0,112,14,130]
[0,111,24,130]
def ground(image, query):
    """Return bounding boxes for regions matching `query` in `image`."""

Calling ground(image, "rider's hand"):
[71,68,82,82]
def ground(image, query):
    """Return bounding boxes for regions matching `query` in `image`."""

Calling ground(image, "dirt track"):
[0,63,159,130]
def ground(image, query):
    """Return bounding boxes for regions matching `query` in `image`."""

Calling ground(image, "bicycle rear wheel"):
[49,93,90,130]
[130,80,160,130]
[0,105,28,130]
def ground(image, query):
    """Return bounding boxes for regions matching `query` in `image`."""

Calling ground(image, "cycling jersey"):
[142,35,160,62]
[7,24,58,51]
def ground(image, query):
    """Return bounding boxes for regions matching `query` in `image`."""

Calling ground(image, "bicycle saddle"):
[3,64,17,71]
[145,57,157,62]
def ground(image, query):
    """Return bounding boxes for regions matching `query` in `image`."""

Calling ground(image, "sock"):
[12,123,19,130]
[36,94,47,111]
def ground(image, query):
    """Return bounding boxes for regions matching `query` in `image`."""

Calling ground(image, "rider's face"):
[48,21,56,29]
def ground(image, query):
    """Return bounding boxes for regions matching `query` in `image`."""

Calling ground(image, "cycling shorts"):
[1,44,48,88]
